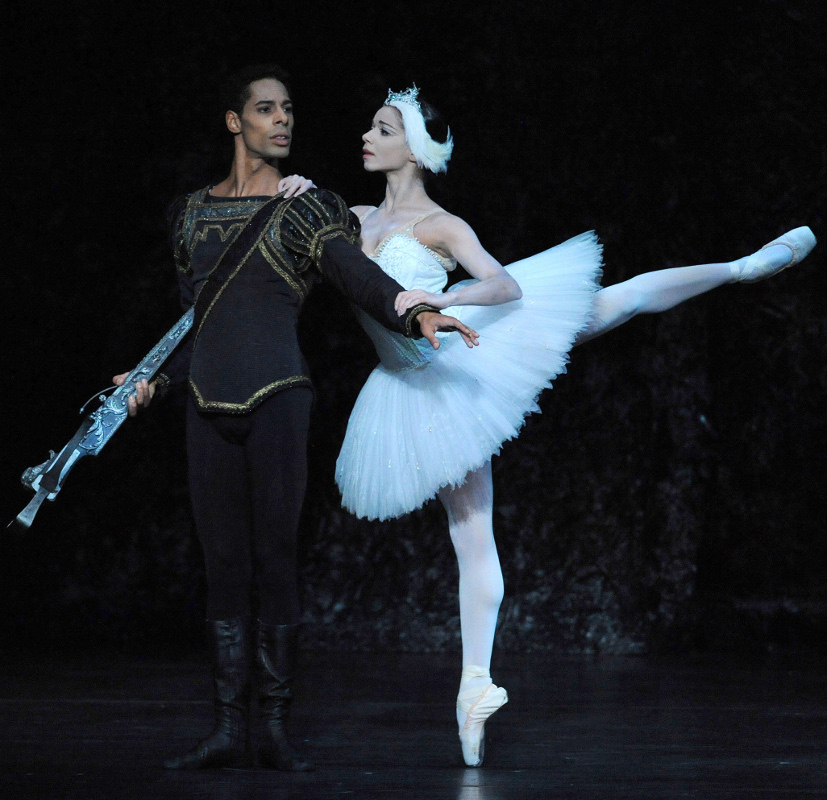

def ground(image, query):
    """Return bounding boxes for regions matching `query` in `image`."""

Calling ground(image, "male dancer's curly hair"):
[220,63,293,115]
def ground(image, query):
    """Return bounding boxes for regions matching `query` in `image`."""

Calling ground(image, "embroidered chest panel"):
[181,188,311,301]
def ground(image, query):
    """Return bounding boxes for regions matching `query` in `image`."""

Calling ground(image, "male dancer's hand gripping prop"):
[11,309,194,529]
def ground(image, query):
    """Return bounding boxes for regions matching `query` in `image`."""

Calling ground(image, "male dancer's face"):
[227,78,294,161]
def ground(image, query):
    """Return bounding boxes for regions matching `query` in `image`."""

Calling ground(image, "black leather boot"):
[255,621,313,771]
[164,618,250,769]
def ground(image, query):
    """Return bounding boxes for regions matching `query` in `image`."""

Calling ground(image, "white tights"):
[438,461,502,671]
[575,245,791,344]
[439,244,793,714]
[438,461,502,718]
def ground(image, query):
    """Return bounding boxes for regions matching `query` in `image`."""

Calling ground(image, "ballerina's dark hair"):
[419,97,451,147]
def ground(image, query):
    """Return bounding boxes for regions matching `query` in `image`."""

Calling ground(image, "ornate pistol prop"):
[11,309,194,529]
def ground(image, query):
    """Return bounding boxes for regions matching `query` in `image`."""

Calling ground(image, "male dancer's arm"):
[278,189,478,347]
[316,237,435,338]
[150,195,195,395]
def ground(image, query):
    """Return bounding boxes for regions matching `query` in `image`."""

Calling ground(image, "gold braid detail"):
[192,205,282,348]
[188,374,311,414]
[274,190,359,270]
[153,372,172,401]
[260,241,308,301]
[310,224,360,264]
[403,304,438,337]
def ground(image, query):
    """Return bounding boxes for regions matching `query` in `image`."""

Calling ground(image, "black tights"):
[186,388,313,624]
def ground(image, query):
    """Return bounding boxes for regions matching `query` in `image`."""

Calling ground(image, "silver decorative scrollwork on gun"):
[11,308,194,529]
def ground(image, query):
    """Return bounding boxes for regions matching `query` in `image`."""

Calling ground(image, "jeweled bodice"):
[356,234,454,371]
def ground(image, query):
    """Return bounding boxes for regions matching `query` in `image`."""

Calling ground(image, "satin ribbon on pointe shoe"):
[457,665,508,767]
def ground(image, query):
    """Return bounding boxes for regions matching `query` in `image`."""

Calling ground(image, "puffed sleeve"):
[154,194,194,393]
[276,189,435,337]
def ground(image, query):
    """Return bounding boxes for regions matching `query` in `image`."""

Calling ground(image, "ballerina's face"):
[362,106,415,171]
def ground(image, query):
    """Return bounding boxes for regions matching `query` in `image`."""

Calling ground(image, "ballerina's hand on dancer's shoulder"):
[278,174,316,198]
[416,311,479,350]
[395,288,450,314]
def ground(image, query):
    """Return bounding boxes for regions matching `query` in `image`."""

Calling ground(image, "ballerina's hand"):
[415,311,479,350]
[395,289,448,315]
[278,175,316,198]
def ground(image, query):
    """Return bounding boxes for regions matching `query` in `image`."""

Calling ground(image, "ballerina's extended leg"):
[439,462,508,766]
[576,226,816,345]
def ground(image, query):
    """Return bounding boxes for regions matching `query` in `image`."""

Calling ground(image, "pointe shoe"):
[730,226,817,283]
[456,666,508,767]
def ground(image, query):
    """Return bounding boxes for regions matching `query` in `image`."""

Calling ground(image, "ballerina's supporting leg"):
[438,461,508,766]
[439,462,502,680]
[575,231,814,346]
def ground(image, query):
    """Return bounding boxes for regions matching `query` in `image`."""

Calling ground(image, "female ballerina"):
[334,86,816,766]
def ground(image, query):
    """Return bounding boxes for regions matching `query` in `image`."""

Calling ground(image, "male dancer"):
[121,63,477,771]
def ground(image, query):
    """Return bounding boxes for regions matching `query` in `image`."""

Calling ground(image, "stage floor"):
[1,650,825,799]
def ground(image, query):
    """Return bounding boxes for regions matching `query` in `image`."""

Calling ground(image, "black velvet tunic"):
[161,187,432,414]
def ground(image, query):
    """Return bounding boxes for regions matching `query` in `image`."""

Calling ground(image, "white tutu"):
[336,231,603,520]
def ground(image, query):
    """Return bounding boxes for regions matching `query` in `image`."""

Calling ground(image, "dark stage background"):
[3,0,825,658]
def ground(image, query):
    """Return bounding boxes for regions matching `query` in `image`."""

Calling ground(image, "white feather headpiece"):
[385,85,454,174]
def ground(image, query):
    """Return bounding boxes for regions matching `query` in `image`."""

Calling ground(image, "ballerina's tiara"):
[385,85,421,110]
[384,84,453,174]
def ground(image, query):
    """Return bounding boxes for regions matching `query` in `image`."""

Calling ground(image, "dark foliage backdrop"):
[2,0,825,657]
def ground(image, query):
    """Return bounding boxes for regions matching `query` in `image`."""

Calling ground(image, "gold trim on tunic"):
[189,375,311,414]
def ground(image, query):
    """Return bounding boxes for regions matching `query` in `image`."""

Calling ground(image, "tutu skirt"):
[335,231,603,520]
